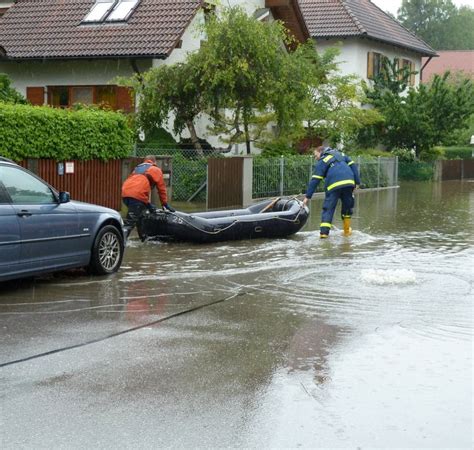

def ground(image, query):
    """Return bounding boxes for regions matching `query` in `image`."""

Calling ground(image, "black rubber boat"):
[138,197,309,243]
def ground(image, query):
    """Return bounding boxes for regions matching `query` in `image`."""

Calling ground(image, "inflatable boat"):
[138,197,309,243]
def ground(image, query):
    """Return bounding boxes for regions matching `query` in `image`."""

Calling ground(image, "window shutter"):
[26,87,45,105]
[116,87,134,113]
[367,52,374,79]
[410,62,416,86]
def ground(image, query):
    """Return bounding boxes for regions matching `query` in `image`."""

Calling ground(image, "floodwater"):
[0,181,472,449]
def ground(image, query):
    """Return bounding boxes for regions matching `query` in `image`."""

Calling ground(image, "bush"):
[253,155,314,197]
[357,156,389,188]
[258,141,298,157]
[419,146,445,161]
[350,148,390,158]
[398,161,434,181]
[390,147,416,162]
[142,127,177,147]
[0,103,134,161]
[171,152,208,201]
[0,73,26,104]
[442,146,473,159]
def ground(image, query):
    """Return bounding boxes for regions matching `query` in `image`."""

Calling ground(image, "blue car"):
[0,157,125,282]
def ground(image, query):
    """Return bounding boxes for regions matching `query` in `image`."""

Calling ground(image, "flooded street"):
[1,181,472,448]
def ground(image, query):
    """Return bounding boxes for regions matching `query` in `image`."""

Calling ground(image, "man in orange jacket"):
[122,155,175,238]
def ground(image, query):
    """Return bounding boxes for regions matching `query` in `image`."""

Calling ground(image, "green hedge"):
[441,146,473,160]
[399,161,434,181]
[0,103,134,161]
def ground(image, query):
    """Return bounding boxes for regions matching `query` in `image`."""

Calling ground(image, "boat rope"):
[0,291,246,368]
[164,203,307,236]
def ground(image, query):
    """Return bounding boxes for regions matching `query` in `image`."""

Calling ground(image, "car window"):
[0,166,56,204]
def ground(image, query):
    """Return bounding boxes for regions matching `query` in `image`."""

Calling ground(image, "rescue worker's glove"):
[163,203,175,213]
[147,204,157,213]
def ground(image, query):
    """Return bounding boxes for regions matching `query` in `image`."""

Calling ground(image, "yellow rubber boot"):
[343,217,352,236]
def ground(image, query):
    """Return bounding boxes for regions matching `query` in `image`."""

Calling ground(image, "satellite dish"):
[138,129,146,142]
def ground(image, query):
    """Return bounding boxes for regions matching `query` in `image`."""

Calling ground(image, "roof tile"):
[298,0,437,56]
[0,0,201,59]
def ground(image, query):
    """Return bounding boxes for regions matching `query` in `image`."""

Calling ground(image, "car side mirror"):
[58,191,70,203]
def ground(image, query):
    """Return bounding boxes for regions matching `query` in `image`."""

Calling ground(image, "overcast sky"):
[371,0,472,17]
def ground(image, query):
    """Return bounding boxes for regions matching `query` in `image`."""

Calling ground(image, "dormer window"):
[82,0,140,24]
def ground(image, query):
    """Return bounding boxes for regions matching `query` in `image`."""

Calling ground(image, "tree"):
[0,73,26,104]
[442,6,474,50]
[303,48,382,147]
[131,53,206,155]
[365,72,474,155]
[198,7,316,154]
[397,0,474,50]
[364,57,416,100]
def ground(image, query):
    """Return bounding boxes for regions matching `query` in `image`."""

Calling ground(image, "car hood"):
[71,200,121,217]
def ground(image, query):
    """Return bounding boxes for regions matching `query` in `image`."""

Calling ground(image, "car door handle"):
[17,210,32,217]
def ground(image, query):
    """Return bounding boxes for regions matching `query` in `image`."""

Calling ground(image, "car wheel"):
[89,225,124,275]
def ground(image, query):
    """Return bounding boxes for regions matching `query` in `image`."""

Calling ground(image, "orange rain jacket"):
[121,159,168,205]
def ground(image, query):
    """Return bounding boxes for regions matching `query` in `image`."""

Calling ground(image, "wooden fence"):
[207,157,253,209]
[21,159,124,210]
[434,159,474,181]
[20,157,173,211]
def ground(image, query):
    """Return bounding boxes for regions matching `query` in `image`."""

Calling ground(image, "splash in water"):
[361,268,417,285]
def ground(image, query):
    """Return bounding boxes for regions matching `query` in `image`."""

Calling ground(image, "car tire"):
[88,225,124,275]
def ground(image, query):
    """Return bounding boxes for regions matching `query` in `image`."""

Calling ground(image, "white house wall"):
[315,37,422,86]
[153,1,269,153]
[0,59,152,97]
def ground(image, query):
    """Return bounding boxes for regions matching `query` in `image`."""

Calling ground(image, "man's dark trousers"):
[123,197,148,239]
[320,186,354,235]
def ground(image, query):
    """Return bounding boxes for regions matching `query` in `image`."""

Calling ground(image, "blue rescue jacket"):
[305,148,360,199]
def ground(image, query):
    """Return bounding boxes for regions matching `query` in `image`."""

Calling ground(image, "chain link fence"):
[134,145,398,203]
[253,155,399,199]
[135,145,222,202]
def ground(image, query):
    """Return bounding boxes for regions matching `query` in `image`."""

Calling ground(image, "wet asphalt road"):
[0,181,473,449]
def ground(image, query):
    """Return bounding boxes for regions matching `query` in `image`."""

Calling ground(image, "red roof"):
[422,51,474,82]
[0,0,201,59]
[299,0,437,56]
[0,0,309,60]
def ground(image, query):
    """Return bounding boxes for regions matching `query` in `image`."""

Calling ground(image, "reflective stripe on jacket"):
[121,160,168,205]
[305,149,360,199]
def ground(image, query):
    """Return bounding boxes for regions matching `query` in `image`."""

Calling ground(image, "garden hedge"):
[441,146,473,160]
[0,103,134,161]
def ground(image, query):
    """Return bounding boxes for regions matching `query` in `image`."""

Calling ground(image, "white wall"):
[315,37,423,86]
[154,0,269,153]
[0,59,152,97]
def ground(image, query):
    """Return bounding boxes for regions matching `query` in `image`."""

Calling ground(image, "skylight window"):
[83,0,116,23]
[106,0,140,22]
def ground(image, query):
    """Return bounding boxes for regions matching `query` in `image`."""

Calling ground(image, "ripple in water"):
[360,268,417,285]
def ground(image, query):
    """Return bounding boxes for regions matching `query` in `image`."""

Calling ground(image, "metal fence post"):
[395,156,398,186]
[377,156,381,188]
[357,156,361,186]
[280,155,284,196]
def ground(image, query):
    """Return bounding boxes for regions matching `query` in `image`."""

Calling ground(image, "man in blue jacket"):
[303,146,360,238]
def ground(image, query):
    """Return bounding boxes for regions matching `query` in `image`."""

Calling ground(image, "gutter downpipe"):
[420,56,433,82]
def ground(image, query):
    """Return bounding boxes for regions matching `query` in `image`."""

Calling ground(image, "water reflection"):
[0,181,472,448]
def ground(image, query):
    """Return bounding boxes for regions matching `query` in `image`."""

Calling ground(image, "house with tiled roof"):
[422,51,474,83]
[0,0,308,148]
[298,0,437,86]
